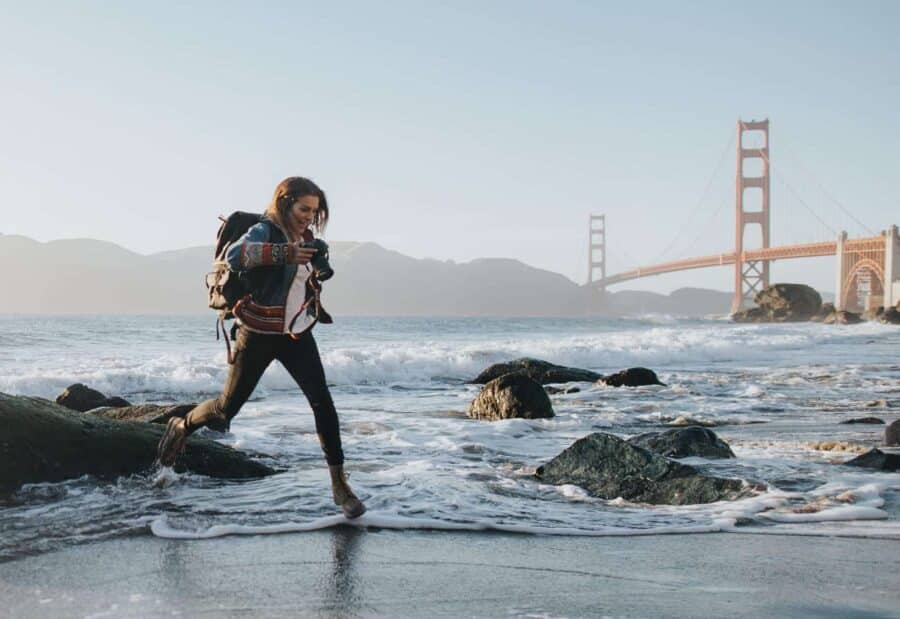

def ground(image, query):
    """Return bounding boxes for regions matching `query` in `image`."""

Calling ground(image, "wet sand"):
[1,529,898,618]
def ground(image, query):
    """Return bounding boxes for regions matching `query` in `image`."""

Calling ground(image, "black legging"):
[183,327,344,465]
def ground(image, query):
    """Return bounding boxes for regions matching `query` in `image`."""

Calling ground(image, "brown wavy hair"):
[264,177,329,241]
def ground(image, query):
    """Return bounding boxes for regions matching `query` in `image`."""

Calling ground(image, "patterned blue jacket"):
[225,218,312,333]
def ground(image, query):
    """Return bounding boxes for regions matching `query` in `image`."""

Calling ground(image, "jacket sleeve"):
[225,222,295,272]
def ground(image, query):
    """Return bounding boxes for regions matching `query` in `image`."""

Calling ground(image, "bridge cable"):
[764,149,838,238]
[649,132,735,264]
[776,142,874,236]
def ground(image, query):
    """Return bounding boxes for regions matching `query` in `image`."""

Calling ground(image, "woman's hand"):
[286,242,318,265]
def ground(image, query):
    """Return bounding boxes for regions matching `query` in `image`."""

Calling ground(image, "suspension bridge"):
[588,119,899,313]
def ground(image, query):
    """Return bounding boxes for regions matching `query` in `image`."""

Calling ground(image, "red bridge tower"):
[732,119,771,313]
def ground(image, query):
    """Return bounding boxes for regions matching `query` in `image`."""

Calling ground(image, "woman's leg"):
[277,331,364,518]
[276,331,344,465]
[183,328,277,434]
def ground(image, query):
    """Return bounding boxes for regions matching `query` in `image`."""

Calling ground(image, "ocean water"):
[1,314,899,560]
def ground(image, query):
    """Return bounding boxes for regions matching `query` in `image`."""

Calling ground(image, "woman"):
[157,176,365,519]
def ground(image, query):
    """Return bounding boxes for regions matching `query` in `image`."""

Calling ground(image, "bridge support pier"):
[834,231,848,311]
[885,224,900,308]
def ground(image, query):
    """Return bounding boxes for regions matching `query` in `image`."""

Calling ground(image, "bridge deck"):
[597,240,842,287]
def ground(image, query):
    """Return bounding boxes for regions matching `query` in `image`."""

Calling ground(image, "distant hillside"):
[0,234,732,315]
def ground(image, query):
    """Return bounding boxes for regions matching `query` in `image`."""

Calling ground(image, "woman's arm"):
[225,222,313,271]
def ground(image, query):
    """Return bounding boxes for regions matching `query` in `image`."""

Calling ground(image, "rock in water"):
[545,385,581,395]
[844,449,900,472]
[88,403,197,424]
[731,307,769,323]
[55,383,131,412]
[732,284,823,323]
[862,307,884,322]
[880,307,900,325]
[840,417,885,425]
[0,393,275,492]
[755,284,822,322]
[823,310,863,325]
[885,420,900,447]
[535,433,747,505]
[628,426,735,459]
[88,403,230,432]
[471,358,602,385]
[467,374,554,421]
[810,302,835,322]
[600,367,665,388]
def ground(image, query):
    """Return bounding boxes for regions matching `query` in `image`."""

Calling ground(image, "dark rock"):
[755,284,822,322]
[471,358,602,385]
[810,302,835,322]
[544,385,581,395]
[628,426,735,459]
[467,374,554,421]
[863,306,885,322]
[55,383,132,412]
[823,310,863,325]
[880,307,900,325]
[731,306,769,323]
[0,393,275,492]
[840,417,885,425]
[886,420,900,446]
[733,284,823,322]
[599,367,665,388]
[88,403,197,424]
[844,449,900,472]
[535,433,749,505]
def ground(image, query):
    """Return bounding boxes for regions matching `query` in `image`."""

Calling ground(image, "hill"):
[0,234,731,315]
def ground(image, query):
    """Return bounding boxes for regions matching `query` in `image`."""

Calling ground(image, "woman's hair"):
[264,176,329,241]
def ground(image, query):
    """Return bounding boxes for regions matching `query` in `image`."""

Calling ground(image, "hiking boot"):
[157,417,188,467]
[328,464,366,519]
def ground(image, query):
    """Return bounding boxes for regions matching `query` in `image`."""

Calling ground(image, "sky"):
[1,1,898,294]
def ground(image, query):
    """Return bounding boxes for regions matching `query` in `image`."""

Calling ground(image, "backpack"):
[206,211,263,317]
[206,212,263,361]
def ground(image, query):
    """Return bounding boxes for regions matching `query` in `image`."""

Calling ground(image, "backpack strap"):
[216,315,235,365]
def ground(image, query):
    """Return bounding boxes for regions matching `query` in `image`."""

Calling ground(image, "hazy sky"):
[1,1,897,293]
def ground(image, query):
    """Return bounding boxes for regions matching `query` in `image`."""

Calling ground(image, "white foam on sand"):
[149,512,735,540]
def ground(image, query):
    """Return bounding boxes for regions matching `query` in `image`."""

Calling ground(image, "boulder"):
[879,307,900,325]
[756,284,822,322]
[471,358,602,385]
[823,310,863,325]
[599,367,665,388]
[810,302,835,322]
[0,393,275,492]
[467,373,554,421]
[844,449,900,472]
[840,417,885,425]
[628,426,735,459]
[535,433,749,505]
[55,383,131,412]
[885,420,900,447]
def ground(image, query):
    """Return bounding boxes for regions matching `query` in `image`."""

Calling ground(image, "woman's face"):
[289,195,320,231]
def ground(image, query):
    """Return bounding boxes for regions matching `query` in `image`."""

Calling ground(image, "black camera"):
[301,238,334,281]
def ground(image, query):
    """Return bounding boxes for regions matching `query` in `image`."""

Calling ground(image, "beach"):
[1,529,898,618]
